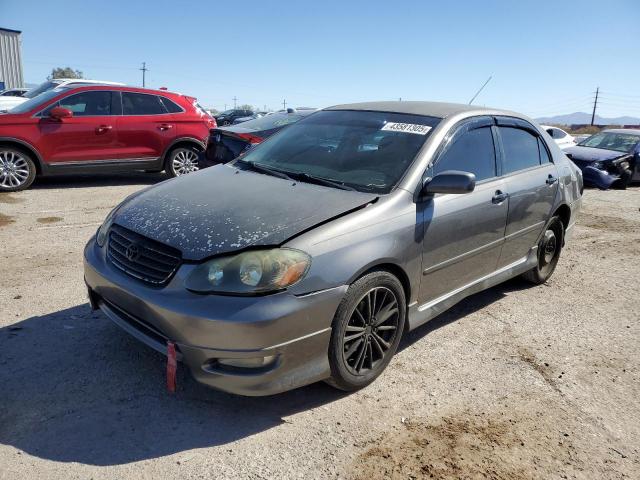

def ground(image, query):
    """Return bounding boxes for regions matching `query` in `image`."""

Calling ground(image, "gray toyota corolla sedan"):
[84,101,583,396]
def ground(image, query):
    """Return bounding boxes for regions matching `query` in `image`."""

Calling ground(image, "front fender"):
[582,166,618,190]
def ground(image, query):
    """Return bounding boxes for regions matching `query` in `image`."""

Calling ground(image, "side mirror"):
[422,170,476,195]
[49,106,73,119]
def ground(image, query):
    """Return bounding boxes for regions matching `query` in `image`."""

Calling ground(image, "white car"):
[0,87,29,97]
[541,125,576,150]
[0,79,125,112]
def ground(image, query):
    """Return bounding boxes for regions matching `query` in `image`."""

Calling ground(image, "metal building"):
[0,27,24,90]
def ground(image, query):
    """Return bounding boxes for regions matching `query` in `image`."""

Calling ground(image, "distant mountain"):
[535,112,640,126]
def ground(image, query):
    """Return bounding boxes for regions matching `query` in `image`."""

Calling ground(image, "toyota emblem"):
[125,244,140,261]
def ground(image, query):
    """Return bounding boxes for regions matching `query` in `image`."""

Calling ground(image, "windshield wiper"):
[292,172,356,191]
[236,160,293,181]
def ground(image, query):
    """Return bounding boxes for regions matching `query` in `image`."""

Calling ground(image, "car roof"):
[602,128,640,135]
[325,101,510,119]
[56,84,187,97]
[54,78,125,85]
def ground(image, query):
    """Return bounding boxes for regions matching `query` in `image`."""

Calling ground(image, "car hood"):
[564,145,627,162]
[114,164,377,260]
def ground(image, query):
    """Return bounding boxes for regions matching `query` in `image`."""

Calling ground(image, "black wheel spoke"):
[341,285,401,376]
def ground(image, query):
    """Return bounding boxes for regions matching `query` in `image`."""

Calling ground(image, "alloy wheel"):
[172,149,200,176]
[342,286,400,376]
[0,150,30,188]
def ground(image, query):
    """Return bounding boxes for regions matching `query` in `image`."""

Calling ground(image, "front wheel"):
[166,146,202,178]
[522,216,564,284]
[326,271,406,391]
[0,148,37,192]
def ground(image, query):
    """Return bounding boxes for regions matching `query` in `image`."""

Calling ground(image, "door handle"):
[96,125,112,133]
[158,124,174,131]
[546,175,558,185]
[492,190,509,204]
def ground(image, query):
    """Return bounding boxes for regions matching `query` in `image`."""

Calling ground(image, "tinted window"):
[499,127,541,174]
[159,96,183,113]
[578,131,640,153]
[434,127,496,181]
[553,128,567,139]
[57,91,112,116]
[235,110,440,193]
[538,138,551,163]
[122,92,165,115]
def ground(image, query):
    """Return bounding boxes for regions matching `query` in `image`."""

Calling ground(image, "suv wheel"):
[0,148,37,192]
[166,146,201,178]
[326,270,406,391]
[522,216,564,284]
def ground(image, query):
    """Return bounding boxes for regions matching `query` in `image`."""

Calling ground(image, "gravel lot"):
[1,174,638,479]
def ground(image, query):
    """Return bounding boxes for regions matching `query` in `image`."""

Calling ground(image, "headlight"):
[95,208,117,247]
[185,248,311,294]
[592,161,603,169]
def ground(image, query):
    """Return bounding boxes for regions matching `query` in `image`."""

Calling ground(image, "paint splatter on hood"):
[114,164,376,260]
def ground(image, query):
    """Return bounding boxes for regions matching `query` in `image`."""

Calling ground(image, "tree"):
[49,67,83,80]
[239,104,254,111]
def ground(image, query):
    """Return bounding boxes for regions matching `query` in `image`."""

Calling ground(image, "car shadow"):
[0,277,529,466]
[31,172,167,190]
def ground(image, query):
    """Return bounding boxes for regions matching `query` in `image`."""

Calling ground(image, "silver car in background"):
[84,101,583,395]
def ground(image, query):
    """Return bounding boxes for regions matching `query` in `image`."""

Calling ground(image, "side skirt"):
[407,248,538,331]
[40,157,163,176]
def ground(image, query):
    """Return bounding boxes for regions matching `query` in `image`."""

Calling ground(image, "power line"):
[140,62,148,88]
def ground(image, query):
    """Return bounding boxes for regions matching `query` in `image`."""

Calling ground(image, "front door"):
[116,91,176,160]
[38,90,118,164]
[418,118,508,304]
[494,119,559,268]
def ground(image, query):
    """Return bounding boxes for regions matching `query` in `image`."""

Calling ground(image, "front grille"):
[107,224,182,286]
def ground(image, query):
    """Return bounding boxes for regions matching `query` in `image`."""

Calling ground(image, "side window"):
[553,128,567,139]
[434,126,497,182]
[122,92,166,115]
[499,127,541,174]
[159,96,183,113]
[57,91,112,116]
[538,138,551,163]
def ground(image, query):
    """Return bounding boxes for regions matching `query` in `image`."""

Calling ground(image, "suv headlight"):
[185,248,311,294]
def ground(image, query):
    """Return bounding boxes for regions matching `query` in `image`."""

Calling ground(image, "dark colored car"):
[215,109,254,126]
[202,108,316,166]
[0,85,216,191]
[565,129,640,189]
[84,101,583,396]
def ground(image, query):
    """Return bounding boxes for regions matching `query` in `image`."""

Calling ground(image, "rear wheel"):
[166,146,202,178]
[0,148,36,192]
[326,270,406,391]
[522,216,564,284]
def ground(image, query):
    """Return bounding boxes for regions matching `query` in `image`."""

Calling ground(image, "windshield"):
[578,132,640,153]
[23,80,61,99]
[238,112,306,131]
[232,110,440,193]
[218,109,234,115]
[8,88,67,114]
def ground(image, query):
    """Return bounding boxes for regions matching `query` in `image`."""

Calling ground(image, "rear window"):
[234,110,440,193]
[122,92,165,115]
[159,96,183,113]
[499,127,542,174]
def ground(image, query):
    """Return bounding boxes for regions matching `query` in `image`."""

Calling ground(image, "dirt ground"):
[0,174,638,480]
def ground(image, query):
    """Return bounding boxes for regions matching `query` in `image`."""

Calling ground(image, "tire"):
[326,270,406,391]
[522,216,564,285]
[165,146,202,178]
[0,147,37,192]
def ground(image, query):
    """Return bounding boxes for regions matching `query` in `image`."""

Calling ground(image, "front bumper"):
[84,239,347,396]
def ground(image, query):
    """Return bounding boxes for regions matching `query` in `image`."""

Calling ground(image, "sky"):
[2,0,640,118]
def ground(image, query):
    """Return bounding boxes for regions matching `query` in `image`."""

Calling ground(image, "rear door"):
[418,117,509,304]
[37,90,119,163]
[116,92,177,160]
[495,118,559,268]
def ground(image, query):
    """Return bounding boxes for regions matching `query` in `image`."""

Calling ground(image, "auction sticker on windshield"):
[381,122,432,135]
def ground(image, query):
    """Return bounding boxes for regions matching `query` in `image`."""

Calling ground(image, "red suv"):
[0,84,216,191]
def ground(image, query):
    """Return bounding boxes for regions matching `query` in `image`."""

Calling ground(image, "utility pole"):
[224,103,227,111]
[468,75,492,104]
[591,87,599,126]
[282,99,287,110]
[140,62,148,88]
[233,96,238,108]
